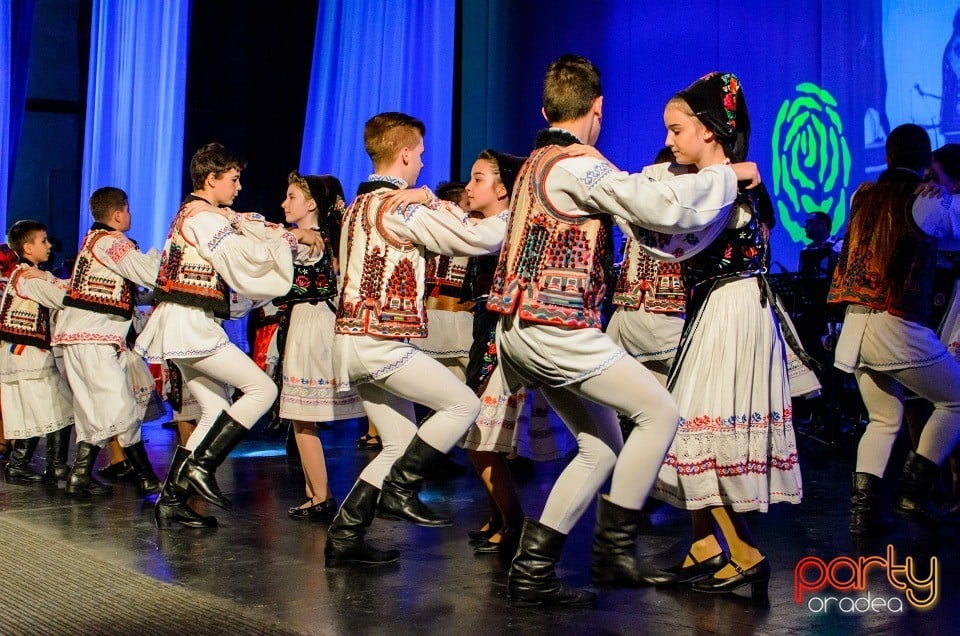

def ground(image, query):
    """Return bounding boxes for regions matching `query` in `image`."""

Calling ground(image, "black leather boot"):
[42,425,72,484]
[894,451,957,525]
[377,435,452,527]
[325,480,400,567]
[178,411,247,510]
[123,440,162,495]
[65,442,113,497]
[508,518,598,607]
[4,437,44,483]
[850,472,890,535]
[591,495,648,587]
[155,446,218,529]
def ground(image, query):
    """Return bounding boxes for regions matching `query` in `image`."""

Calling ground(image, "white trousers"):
[355,348,480,488]
[174,344,277,451]
[535,356,680,534]
[62,344,140,446]
[856,355,960,476]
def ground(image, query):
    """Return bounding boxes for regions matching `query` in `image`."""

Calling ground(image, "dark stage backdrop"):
[459,0,953,269]
[5,0,957,264]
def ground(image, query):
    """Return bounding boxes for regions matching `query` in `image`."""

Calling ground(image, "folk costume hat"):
[485,150,527,198]
[676,72,750,162]
[302,174,346,249]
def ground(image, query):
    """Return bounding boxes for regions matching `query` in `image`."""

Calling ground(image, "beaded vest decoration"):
[613,240,685,313]
[64,229,137,318]
[424,254,475,312]
[487,145,611,329]
[336,188,426,338]
[827,172,936,324]
[274,226,337,307]
[153,209,230,319]
[0,267,52,348]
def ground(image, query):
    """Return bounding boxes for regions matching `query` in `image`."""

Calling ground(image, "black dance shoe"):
[690,558,771,600]
[355,434,382,451]
[288,497,338,523]
[473,527,520,554]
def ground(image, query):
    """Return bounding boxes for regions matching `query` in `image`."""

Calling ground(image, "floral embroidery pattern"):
[105,239,134,264]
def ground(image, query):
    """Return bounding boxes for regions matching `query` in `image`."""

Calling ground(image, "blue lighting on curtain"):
[300,0,455,196]
[80,0,190,251]
[0,0,36,230]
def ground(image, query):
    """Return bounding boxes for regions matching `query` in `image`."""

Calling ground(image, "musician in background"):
[798,211,842,277]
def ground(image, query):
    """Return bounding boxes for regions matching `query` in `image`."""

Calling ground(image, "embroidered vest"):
[64,229,137,318]
[827,176,936,323]
[274,227,337,307]
[486,145,611,329]
[336,189,427,338]
[153,208,231,318]
[424,254,475,312]
[681,189,768,293]
[0,267,52,348]
[613,239,686,313]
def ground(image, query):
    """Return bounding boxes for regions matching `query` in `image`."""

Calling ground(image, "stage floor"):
[0,415,956,635]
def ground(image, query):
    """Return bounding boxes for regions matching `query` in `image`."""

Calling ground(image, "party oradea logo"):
[794,545,939,613]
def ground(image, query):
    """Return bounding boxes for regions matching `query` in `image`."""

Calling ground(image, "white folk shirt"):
[494,154,738,389]
[135,211,297,362]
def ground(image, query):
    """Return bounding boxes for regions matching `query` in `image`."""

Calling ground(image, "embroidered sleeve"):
[914,191,960,250]
[586,162,737,234]
[105,238,135,264]
[187,211,295,300]
[383,200,505,257]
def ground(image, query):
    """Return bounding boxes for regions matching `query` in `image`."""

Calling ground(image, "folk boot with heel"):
[42,425,72,484]
[5,437,44,483]
[325,481,400,567]
[178,411,247,510]
[65,442,113,497]
[507,518,597,607]
[591,495,647,587]
[155,446,217,529]
[849,471,890,535]
[377,436,452,527]
[123,440,162,495]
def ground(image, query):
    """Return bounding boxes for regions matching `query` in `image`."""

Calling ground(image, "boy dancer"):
[0,221,74,484]
[486,55,757,606]
[324,112,506,567]
[136,142,323,528]
[52,187,163,497]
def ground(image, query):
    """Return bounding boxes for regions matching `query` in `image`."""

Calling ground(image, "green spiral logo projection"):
[771,83,851,243]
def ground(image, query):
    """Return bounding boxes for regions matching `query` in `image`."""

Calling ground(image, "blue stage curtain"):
[300,0,455,196]
[80,0,190,250]
[0,0,36,229]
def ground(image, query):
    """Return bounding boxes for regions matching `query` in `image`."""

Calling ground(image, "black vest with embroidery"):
[64,224,137,318]
[682,187,770,294]
[153,195,231,318]
[273,227,337,306]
